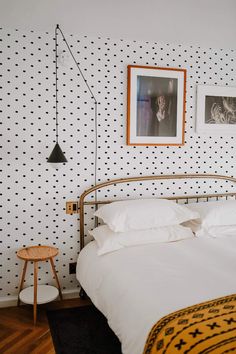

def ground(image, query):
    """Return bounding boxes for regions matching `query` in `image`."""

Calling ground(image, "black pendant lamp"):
[47,24,67,164]
[47,142,67,163]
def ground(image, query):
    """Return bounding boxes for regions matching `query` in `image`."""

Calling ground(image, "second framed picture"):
[127,65,186,146]
[196,85,236,134]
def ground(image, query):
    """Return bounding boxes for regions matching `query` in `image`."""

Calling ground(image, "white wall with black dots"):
[0,26,236,301]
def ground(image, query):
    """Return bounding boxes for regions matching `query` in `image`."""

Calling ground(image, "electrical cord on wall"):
[55,25,98,208]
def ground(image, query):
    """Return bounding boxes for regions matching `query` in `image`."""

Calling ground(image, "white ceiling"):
[1,0,236,49]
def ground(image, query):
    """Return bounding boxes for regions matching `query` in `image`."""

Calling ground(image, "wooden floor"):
[0,298,91,354]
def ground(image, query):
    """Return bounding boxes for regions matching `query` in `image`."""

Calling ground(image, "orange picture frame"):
[127,65,186,146]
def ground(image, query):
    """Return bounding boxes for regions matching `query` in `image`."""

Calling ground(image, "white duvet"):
[76,236,236,354]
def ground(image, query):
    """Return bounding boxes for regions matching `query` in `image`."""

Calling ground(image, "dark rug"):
[47,305,122,354]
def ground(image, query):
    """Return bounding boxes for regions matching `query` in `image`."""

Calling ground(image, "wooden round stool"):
[17,245,63,324]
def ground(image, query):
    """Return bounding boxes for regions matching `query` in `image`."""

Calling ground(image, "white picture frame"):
[196,85,236,134]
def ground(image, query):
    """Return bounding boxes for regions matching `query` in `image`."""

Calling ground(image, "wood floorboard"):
[0,298,91,354]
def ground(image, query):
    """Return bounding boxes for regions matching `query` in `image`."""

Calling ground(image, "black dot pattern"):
[0,27,236,298]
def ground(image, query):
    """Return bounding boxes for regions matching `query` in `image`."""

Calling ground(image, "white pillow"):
[94,199,199,232]
[89,224,195,255]
[197,225,236,238]
[186,200,236,228]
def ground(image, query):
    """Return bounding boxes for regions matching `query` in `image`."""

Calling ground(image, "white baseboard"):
[60,288,80,299]
[0,296,17,308]
[0,288,81,308]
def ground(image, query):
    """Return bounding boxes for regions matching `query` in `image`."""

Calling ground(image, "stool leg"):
[33,261,38,325]
[49,257,63,300]
[17,260,28,306]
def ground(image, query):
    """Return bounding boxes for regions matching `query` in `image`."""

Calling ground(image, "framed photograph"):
[196,85,236,134]
[127,65,186,146]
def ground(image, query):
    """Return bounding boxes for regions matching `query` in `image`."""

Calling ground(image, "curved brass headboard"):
[79,174,236,250]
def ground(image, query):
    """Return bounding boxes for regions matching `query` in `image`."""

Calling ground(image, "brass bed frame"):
[79,174,236,250]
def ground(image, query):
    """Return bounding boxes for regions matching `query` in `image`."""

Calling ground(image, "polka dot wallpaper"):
[0,27,236,298]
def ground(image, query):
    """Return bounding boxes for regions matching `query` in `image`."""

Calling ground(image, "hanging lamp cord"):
[55,25,59,143]
[55,24,98,206]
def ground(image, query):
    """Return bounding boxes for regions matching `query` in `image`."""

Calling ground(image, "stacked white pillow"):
[89,199,199,255]
[185,199,236,238]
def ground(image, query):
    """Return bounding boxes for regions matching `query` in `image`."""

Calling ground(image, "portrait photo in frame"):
[196,85,236,134]
[127,65,186,146]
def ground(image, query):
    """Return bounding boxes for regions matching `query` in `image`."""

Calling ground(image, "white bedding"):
[76,236,236,354]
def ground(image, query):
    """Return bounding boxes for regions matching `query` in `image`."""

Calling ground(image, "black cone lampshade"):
[47,142,67,163]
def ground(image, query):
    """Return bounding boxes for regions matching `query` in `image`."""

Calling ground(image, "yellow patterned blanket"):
[143,294,236,354]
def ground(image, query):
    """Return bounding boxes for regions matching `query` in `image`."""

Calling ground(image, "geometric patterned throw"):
[143,294,236,353]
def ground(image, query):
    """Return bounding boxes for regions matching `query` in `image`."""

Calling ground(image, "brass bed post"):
[79,187,92,250]
[79,197,85,250]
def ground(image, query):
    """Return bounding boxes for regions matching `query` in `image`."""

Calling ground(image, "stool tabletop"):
[17,245,58,261]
